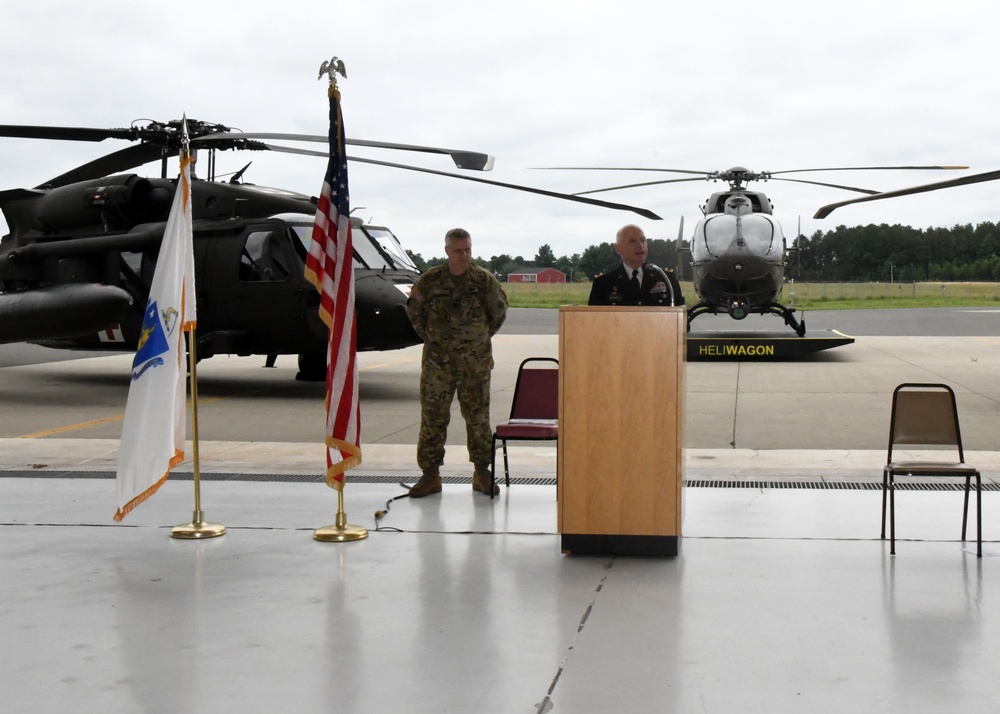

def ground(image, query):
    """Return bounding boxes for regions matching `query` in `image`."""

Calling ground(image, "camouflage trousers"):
[417,350,493,470]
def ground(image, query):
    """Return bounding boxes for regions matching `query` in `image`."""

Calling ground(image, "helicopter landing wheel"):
[296,350,327,382]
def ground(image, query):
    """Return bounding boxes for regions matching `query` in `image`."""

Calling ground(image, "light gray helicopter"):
[561,163,1000,335]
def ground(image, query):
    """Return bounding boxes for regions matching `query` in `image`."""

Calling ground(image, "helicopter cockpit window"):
[241,231,291,282]
[284,220,417,272]
[363,227,419,272]
[288,222,367,269]
[350,229,393,270]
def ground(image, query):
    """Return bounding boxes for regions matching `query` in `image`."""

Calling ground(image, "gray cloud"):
[1,0,997,261]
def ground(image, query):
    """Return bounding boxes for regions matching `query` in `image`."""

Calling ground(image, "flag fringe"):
[303,267,329,320]
[303,264,321,291]
[324,436,361,490]
[304,269,336,329]
[113,449,184,522]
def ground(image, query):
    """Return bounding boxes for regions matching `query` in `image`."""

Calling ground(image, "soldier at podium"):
[588,224,684,307]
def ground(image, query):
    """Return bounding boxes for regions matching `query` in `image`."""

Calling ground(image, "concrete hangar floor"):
[2,307,1000,713]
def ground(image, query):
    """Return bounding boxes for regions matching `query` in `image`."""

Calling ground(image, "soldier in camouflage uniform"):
[405,228,508,497]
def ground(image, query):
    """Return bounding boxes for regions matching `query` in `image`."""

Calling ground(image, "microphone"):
[648,264,677,306]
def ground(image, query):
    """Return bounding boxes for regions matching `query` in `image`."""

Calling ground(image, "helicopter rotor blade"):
[767,176,881,195]
[572,176,709,196]
[259,142,660,217]
[537,165,968,176]
[40,144,173,188]
[539,165,972,189]
[351,140,494,171]
[768,165,968,176]
[0,124,139,143]
[195,132,495,171]
[813,169,1000,219]
[338,155,662,220]
[545,165,974,199]
[350,139,493,171]
[536,166,711,176]
[252,142,328,158]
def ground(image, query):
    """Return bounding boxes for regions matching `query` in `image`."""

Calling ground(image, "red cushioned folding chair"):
[490,358,559,499]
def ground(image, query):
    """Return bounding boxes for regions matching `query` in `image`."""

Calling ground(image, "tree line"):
[406,240,685,281]
[796,222,1000,282]
[406,221,1000,282]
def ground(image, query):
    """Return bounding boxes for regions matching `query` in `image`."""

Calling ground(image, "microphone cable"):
[373,483,414,526]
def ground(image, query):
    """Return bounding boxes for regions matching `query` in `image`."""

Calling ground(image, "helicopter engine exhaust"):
[0,283,134,344]
[38,175,171,231]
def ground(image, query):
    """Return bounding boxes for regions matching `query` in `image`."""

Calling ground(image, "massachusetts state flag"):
[304,85,361,490]
[114,137,196,520]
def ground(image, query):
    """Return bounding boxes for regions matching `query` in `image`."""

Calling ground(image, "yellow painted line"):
[360,357,419,371]
[19,394,233,439]
[21,415,125,439]
[19,359,417,438]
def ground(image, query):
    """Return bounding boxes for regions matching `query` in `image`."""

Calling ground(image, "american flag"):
[304,86,361,489]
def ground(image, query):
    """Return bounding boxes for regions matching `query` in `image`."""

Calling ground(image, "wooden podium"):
[557,306,685,556]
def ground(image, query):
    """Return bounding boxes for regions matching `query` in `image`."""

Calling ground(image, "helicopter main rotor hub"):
[709,166,772,190]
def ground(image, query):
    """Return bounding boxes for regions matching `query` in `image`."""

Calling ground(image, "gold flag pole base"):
[171,510,227,540]
[314,489,368,542]
[171,330,224,540]
[313,522,368,542]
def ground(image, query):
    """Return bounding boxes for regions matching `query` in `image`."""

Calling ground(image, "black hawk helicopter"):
[0,118,657,378]
[567,164,1000,336]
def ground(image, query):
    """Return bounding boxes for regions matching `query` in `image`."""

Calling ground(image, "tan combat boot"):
[409,467,442,498]
[471,464,499,496]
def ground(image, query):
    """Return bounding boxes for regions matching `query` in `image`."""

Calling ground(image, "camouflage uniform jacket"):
[406,264,508,372]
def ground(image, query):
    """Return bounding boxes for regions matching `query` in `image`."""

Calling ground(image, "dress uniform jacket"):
[588,263,685,306]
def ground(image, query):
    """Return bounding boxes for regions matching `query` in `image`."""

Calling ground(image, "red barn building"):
[507,267,566,284]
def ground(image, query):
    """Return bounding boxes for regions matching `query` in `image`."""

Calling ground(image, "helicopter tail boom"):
[0,283,134,344]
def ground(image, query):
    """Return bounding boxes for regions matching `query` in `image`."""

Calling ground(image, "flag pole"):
[170,127,224,539]
[311,56,367,543]
[171,326,226,539]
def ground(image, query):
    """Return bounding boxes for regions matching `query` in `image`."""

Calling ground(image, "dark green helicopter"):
[0,118,657,378]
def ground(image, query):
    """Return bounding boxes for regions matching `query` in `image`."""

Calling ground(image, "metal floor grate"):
[2,472,997,490]
[685,480,1000,491]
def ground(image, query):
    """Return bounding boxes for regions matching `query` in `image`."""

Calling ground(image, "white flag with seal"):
[114,143,196,521]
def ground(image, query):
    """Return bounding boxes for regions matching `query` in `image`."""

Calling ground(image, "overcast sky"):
[2,1,999,263]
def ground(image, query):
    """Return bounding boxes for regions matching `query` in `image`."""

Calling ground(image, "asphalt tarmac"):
[501,304,1000,337]
[1,306,998,469]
